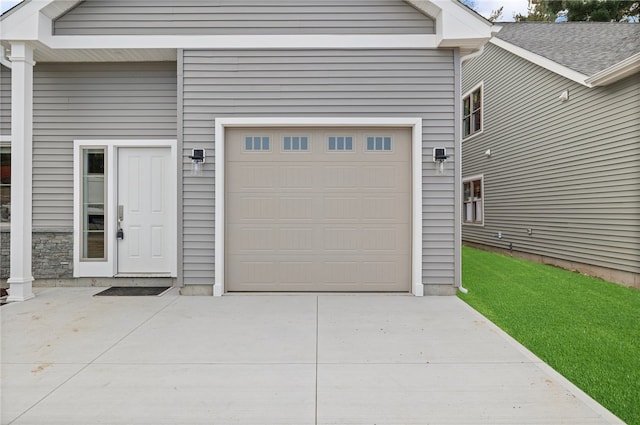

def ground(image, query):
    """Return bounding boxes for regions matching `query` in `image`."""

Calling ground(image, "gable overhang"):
[491,37,640,88]
[585,52,640,87]
[406,0,496,55]
[1,0,495,63]
[490,37,592,87]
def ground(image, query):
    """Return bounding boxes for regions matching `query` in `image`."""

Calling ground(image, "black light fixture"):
[433,147,449,175]
[189,148,205,176]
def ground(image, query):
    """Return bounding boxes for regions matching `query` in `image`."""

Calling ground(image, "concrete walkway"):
[1,288,623,425]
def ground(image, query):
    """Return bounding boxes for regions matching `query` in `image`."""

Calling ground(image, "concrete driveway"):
[1,288,623,425]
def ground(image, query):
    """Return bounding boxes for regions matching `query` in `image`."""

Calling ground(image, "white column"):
[7,42,35,302]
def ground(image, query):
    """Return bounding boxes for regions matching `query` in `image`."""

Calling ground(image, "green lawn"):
[458,246,640,425]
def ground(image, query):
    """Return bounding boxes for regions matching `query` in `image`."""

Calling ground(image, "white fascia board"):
[408,0,494,51]
[0,0,55,40]
[585,52,640,87]
[40,33,438,50]
[491,37,591,87]
[40,0,83,19]
[434,0,493,48]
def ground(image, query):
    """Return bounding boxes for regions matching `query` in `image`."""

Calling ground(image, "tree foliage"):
[514,0,639,22]
[488,6,504,22]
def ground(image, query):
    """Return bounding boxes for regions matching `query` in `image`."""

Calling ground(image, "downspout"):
[1,47,12,68]
[460,45,485,65]
[455,45,486,295]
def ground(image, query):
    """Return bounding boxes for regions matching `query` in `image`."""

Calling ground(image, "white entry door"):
[117,147,173,274]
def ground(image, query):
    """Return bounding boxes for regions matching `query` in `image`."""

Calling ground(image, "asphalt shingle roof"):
[495,22,640,76]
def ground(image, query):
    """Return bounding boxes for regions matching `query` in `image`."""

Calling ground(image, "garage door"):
[225,127,411,292]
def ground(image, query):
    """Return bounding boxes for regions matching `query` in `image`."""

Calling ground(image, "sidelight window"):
[0,146,9,224]
[81,148,106,260]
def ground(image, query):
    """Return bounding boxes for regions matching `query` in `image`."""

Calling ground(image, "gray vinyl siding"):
[181,49,456,285]
[0,65,10,136]
[54,0,434,36]
[462,42,640,274]
[32,62,177,229]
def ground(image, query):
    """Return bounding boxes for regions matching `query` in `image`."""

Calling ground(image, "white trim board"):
[41,33,439,50]
[73,139,178,279]
[214,117,424,297]
[2,0,494,53]
[491,37,591,88]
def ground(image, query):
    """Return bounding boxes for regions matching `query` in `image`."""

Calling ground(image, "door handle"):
[117,205,124,240]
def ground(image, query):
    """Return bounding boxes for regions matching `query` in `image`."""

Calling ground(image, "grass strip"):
[458,245,640,425]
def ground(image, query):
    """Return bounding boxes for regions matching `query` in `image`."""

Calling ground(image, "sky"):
[0,0,21,14]
[473,0,530,22]
[1,0,531,19]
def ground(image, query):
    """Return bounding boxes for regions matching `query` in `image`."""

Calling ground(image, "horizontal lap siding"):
[54,0,434,35]
[182,49,455,285]
[32,62,177,229]
[0,66,10,136]
[462,43,640,274]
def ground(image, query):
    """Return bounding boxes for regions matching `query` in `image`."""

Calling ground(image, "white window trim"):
[215,117,424,297]
[462,81,484,142]
[0,136,10,230]
[462,174,484,227]
[73,139,178,278]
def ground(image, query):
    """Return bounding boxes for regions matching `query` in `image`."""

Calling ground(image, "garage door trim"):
[214,117,423,296]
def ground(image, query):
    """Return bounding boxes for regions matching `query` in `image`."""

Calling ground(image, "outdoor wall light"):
[433,147,449,175]
[189,148,205,176]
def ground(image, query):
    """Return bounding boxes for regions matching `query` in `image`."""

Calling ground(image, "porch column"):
[7,42,35,302]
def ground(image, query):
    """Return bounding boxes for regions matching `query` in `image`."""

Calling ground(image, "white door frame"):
[214,118,424,297]
[73,139,178,278]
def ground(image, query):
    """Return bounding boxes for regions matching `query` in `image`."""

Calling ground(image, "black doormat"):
[94,286,171,297]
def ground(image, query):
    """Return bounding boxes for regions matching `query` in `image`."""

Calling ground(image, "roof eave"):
[3,0,496,62]
[406,0,495,52]
[491,37,592,87]
[585,52,640,87]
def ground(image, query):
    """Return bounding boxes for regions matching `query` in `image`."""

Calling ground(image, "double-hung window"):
[463,176,483,225]
[463,83,482,139]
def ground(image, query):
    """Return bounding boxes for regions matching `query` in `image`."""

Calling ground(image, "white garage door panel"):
[226,128,411,292]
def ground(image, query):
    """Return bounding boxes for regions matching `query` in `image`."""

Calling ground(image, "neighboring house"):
[462,22,640,289]
[0,0,494,301]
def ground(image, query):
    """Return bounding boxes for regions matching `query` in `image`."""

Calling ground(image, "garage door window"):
[245,136,270,152]
[328,136,353,151]
[283,136,309,152]
[366,136,392,152]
